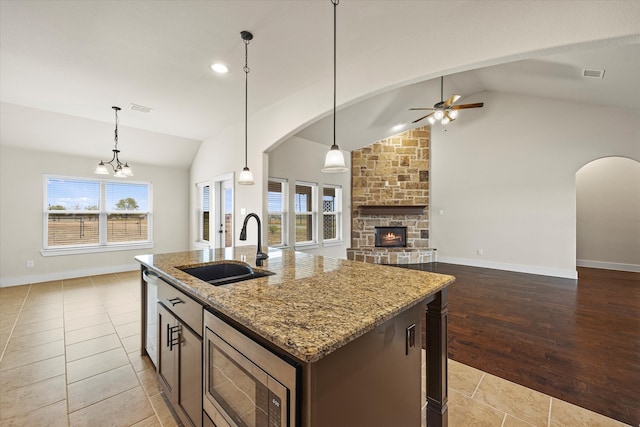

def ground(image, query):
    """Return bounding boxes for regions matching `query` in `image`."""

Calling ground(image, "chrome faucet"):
[239,213,269,266]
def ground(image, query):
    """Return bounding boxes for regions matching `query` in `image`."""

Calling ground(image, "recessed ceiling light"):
[211,63,229,74]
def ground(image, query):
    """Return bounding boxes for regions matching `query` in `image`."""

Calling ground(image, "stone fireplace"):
[347,126,435,265]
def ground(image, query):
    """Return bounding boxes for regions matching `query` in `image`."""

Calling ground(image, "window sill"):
[193,241,212,250]
[294,242,320,250]
[41,242,154,257]
[322,239,344,248]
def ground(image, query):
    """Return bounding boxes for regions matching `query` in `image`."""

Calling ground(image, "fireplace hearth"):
[375,226,407,248]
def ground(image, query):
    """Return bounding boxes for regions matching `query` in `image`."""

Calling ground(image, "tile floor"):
[0,272,631,427]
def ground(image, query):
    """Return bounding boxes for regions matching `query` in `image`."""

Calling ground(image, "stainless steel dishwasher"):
[142,268,158,367]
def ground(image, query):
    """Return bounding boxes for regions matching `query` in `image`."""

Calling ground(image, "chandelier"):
[95,106,133,178]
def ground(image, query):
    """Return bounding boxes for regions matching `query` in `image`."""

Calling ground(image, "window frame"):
[42,175,153,256]
[294,180,318,249]
[322,184,343,245]
[267,177,289,248]
[196,181,211,245]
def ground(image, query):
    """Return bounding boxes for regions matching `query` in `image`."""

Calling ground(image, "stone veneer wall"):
[350,126,430,254]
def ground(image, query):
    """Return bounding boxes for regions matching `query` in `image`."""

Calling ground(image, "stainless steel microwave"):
[203,311,298,427]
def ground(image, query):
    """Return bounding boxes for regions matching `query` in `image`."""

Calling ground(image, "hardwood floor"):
[399,263,640,426]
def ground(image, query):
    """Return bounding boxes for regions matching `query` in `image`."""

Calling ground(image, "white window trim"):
[294,180,318,248]
[322,184,343,245]
[267,177,289,248]
[42,174,153,256]
[196,181,212,246]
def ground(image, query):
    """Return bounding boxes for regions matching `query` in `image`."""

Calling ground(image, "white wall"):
[268,136,351,259]
[430,91,640,278]
[0,146,190,287]
[576,156,640,271]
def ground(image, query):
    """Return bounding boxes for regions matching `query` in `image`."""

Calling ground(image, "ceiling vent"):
[128,103,153,113]
[582,69,605,79]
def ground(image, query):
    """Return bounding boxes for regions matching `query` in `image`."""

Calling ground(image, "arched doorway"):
[576,156,640,272]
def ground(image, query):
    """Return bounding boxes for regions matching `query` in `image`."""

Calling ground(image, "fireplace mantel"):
[358,205,427,215]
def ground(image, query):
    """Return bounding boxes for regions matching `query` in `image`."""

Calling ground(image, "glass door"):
[213,175,234,249]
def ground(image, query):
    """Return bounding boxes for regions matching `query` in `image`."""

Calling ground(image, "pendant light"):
[95,106,133,177]
[238,30,255,185]
[322,0,348,173]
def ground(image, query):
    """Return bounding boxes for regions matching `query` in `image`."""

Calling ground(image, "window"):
[267,178,288,247]
[322,185,342,242]
[44,175,152,253]
[294,181,317,246]
[197,183,210,242]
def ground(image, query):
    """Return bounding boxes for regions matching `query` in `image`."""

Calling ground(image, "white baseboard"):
[437,256,578,280]
[576,259,640,273]
[0,263,140,288]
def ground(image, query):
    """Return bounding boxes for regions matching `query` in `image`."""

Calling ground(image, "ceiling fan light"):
[238,167,254,185]
[427,116,436,125]
[448,109,458,119]
[441,116,450,125]
[322,145,348,173]
[434,109,444,120]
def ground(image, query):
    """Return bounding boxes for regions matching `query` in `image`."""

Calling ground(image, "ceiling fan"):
[410,76,484,125]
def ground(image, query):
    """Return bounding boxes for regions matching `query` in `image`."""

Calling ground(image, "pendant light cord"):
[244,37,250,169]
[113,106,119,150]
[332,0,338,150]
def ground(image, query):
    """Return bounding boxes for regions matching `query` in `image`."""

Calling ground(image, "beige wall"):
[576,157,640,269]
[430,91,640,278]
[0,146,190,286]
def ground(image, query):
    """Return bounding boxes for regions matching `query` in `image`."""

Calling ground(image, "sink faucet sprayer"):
[239,213,269,266]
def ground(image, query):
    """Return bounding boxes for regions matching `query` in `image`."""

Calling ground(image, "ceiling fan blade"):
[409,107,435,111]
[412,112,434,123]
[450,102,484,110]
[444,94,461,107]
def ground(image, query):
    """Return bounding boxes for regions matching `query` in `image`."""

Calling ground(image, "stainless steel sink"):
[179,261,274,286]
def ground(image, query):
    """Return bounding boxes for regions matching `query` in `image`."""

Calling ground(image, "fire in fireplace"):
[374,226,407,248]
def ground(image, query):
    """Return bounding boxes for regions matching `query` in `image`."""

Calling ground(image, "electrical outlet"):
[406,323,416,355]
[26,260,34,268]
[477,249,484,256]
[240,208,247,215]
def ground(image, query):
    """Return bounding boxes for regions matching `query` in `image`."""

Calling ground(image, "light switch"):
[240,208,246,215]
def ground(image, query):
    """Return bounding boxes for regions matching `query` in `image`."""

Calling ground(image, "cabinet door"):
[158,303,178,401]
[178,325,202,427]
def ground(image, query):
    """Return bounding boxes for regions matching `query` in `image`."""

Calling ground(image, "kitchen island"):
[137,246,454,427]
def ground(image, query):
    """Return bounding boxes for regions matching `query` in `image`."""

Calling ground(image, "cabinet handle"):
[168,325,181,351]
[167,297,184,306]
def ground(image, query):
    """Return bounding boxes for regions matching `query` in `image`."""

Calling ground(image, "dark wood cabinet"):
[157,280,203,427]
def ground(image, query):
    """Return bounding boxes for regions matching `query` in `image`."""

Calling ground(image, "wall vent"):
[582,69,605,79]
[128,103,153,113]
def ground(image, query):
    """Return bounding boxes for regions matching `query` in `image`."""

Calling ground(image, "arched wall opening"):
[576,156,640,272]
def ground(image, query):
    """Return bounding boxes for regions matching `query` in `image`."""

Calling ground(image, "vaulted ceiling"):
[1,1,638,167]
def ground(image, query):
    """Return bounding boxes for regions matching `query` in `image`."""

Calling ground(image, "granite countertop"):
[136,246,454,363]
